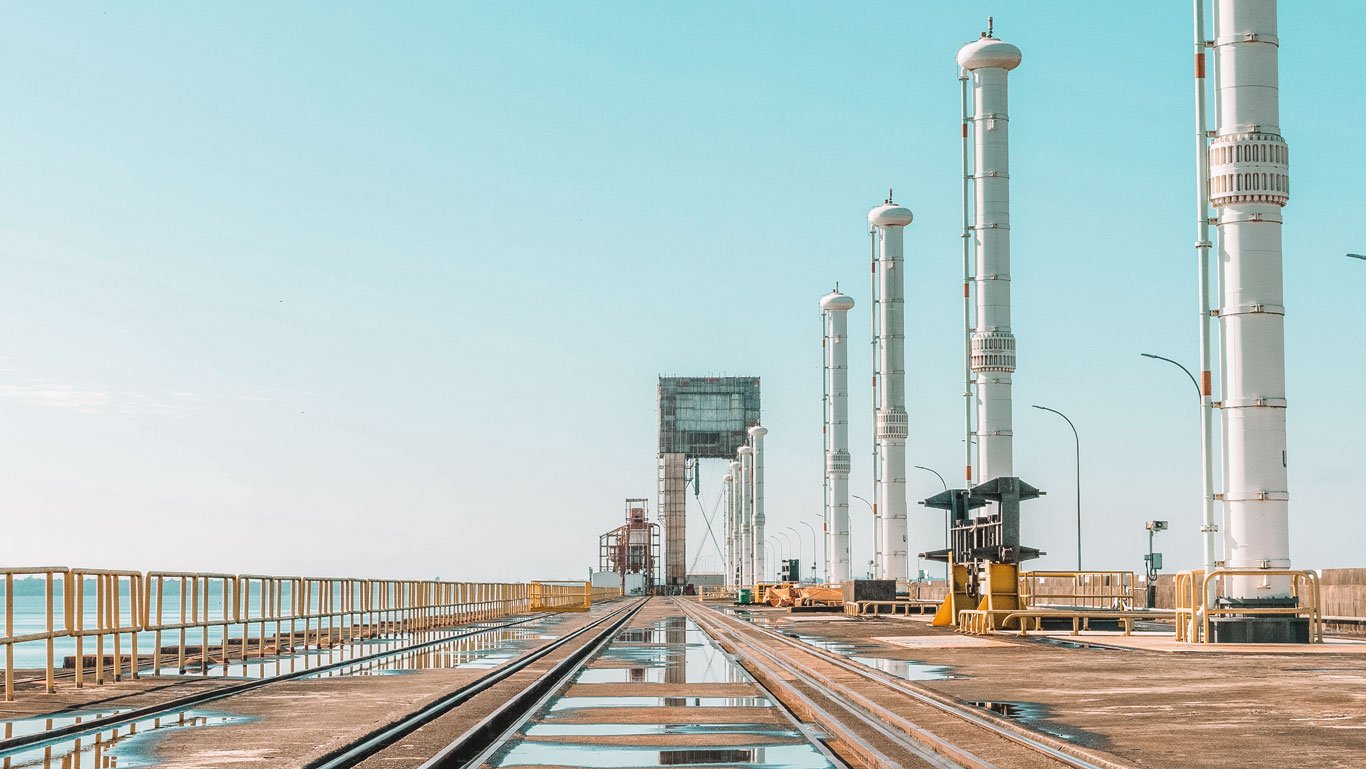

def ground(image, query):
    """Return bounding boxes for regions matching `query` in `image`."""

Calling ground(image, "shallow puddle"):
[490,741,834,768]
[967,700,1094,743]
[549,696,772,710]
[0,709,251,768]
[849,655,951,681]
[525,723,800,737]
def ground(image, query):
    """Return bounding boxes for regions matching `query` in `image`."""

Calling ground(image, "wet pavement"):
[0,613,581,768]
[0,709,250,768]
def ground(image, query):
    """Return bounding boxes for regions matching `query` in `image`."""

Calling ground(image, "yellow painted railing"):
[1019,571,1136,610]
[2,567,621,701]
[530,581,607,612]
[1175,568,1323,643]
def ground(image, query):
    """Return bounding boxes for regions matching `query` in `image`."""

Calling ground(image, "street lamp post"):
[775,531,796,580]
[1033,405,1082,570]
[1140,352,1215,575]
[852,494,876,577]
[785,526,807,583]
[914,466,950,581]
[798,521,819,583]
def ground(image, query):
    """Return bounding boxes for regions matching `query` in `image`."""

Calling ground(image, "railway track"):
[305,597,646,769]
[4,596,1139,769]
[0,609,585,760]
[679,598,1137,769]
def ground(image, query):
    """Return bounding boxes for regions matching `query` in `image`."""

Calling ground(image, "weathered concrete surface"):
[737,604,1366,769]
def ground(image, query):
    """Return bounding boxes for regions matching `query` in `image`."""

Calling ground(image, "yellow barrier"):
[2,568,618,702]
[1001,609,1178,636]
[694,586,735,602]
[1019,571,1136,610]
[529,581,592,612]
[1,567,66,700]
[1175,568,1322,643]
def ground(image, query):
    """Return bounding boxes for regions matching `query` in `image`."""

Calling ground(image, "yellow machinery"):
[932,559,1021,629]
[923,478,1043,629]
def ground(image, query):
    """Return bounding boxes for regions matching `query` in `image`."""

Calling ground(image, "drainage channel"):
[479,599,844,769]
[0,611,591,767]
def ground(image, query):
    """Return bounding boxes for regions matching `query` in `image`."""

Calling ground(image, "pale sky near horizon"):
[1,2,1362,582]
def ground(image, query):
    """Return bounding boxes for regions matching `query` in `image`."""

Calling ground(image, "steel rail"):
[415,598,647,769]
[0,611,559,758]
[301,600,642,769]
[449,598,850,769]
[679,600,982,769]
[687,601,1134,769]
[303,598,644,769]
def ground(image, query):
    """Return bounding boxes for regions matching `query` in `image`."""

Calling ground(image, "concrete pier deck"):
[3,598,1364,768]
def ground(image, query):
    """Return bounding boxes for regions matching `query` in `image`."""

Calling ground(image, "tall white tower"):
[959,30,1022,492]
[729,460,742,587]
[722,471,734,589]
[868,198,913,581]
[822,290,855,584]
[1209,0,1292,604]
[749,425,768,585]
[737,445,754,587]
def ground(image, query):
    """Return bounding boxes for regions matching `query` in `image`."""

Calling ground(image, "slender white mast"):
[1193,0,1218,577]
[868,196,913,581]
[822,290,855,584]
[1209,0,1292,600]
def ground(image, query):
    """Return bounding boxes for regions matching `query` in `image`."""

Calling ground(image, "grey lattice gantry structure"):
[657,377,761,590]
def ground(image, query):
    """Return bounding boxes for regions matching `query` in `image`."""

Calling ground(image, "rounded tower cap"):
[868,202,914,228]
[730,460,741,470]
[957,34,1021,71]
[737,445,753,456]
[748,425,768,437]
[820,291,855,312]
[723,474,733,482]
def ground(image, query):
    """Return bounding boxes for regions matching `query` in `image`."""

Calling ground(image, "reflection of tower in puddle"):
[659,749,755,765]
[663,616,687,707]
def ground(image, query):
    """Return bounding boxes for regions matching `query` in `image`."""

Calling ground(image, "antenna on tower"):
[987,16,994,38]
[886,188,894,204]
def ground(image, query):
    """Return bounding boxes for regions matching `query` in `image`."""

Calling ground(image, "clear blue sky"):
[1,3,1361,581]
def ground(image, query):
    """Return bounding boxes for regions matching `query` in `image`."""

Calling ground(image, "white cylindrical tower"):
[868,199,913,581]
[729,460,742,588]
[822,290,855,584]
[959,31,1022,494]
[722,472,734,589]
[737,445,754,587]
[749,425,768,586]
[1209,0,1291,600]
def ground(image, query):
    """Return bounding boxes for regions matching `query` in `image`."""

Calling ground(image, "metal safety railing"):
[1175,568,1323,643]
[2,567,622,701]
[529,581,606,612]
[1019,571,1136,610]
